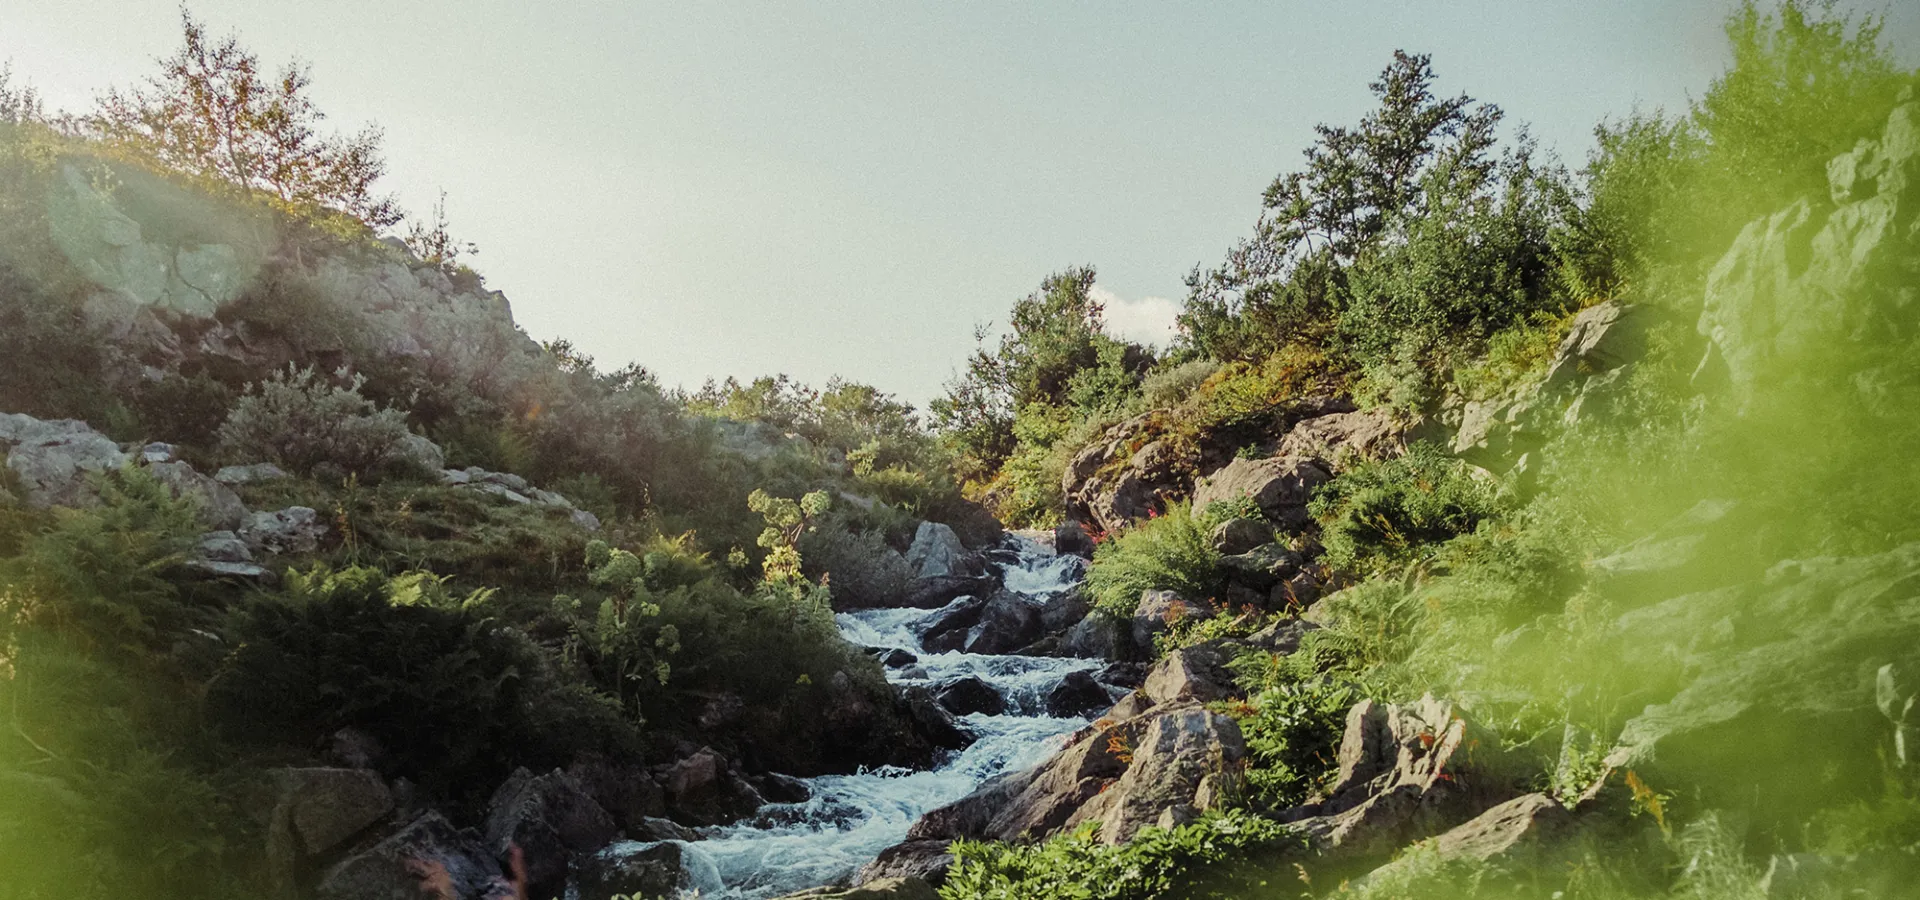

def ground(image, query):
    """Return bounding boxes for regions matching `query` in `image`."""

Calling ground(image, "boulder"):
[1060,414,1197,533]
[1283,695,1515,862]
[919,596,987,653]
[901,575,996,610]
[565,757,667,835]
[1357,793,1574,887]
[1602,543,1920,813]
[215,462,290,486]
[873,647,919,668]
[384,432,446,476]
[1140,643,1237,707]
[183,530,274,580]
[1191,455,1331,531]
[265,767,394,879]
[1062,611,1127,660]
[908,715,1145,843]
[1054,521,1096,558]
[1218,543,1305,593]
[316,812,505,900]
[897,686,975,751]
[1245,619,1318,656]
[574,841,698,900]
[241,506,328,555]
[658,747,765,827]
[1210,518,1274,555]
[0,415,130,508]
[1277,408,1408,469]
[936,676,1006,717]
[1047,671,1115,718]
[1063,705,1248,843]
[1039,586,1092,634]
[906,522,974,579]
[963,591,1043,655]
[1130,590,1214,655]
[146,460,249,531]
[856,840,954,887]
[482,768,619,894]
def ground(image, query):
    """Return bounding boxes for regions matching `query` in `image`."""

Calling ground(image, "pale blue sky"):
[6,2,1916,406]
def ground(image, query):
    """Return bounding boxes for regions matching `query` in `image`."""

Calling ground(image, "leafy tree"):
[934,266,1151,477]
[86,11,399,227]
[1181,52,1504,363]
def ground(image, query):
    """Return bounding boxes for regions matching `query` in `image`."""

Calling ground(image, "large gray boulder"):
[574,841,700,900]
[316,812,505,900]
[856,841,954,888]
[963,591,1043,655]
[242,506,328,555]
[1698,99,1918,412]
[1356,793,1574,887]
[1277,408,1408,470]
[656,747,765,827]
[1191,455,1331,531]
[1130,590,1214,655]
[482,768,618,894]
[906,521,973,579]
[1063,705,1247,843]
[0,414,129,508]
[265,767,394,884]
[146,460,249,531]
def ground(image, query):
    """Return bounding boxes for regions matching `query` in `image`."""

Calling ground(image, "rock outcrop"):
[1190,455,1331,530]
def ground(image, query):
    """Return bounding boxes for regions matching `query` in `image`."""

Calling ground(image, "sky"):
[4,2,1916,407]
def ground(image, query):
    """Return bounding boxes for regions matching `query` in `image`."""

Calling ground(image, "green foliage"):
[934,267,1151,485]
[208,565,634,796]
[84,10,400,227]
[798,515,912,610]
[941,809,1298,900]
[1139,359,1221,409]
[1310,441,1502,576]
[1229,679,1355,809]
[2,467,202,656]
[217,365,419,478]
[1084,502,1222,618]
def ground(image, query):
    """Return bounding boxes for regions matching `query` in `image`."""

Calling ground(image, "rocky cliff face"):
[41,156,545,404]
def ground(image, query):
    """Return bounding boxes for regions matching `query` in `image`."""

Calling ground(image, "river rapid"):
[597,534,1097,899]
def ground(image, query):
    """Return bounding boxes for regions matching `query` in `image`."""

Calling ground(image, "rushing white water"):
[637,533,1099,899]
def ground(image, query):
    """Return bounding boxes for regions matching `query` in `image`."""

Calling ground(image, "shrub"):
[799,516,912,610]
[208,566,633,798]
[217,364,419,477]
[1310,441,1502,576]
[1140,359,1220,409]
[2,467,202,655]
[1229,679,1355,809]
[1083,502,1223,618]
[942,809,1298,900]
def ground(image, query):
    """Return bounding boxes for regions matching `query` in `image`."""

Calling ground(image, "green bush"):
[208,566,635,797]
[218,365,421,478]
[1140,359,1221,409]
[1083,502,1222,618]
[2,467,202,655]
[1310,441,1502,576]
[941,809,1299,900]
[799,516,912,610]
[1230,680,1355,809]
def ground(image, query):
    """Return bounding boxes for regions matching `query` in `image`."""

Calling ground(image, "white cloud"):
[1090,284,1180,348]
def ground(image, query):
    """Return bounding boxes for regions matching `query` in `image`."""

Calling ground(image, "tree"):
[1179,52,1504,362]
[87,11,400,227]
[932,266,1114,475]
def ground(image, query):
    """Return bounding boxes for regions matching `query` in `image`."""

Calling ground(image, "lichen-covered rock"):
[316,812,505,900]
[1191,455,1331,531]
[266,767,394,882]
[0,413,129,508]
[482,767,618,894]
[1277,408,1408,469]
[906,521,974,579]
[1063,705,1247,843]
[146,460,249,531]
[241,506,328,555]
[1210,517,1274,555]
[215,462,290,486]
[1130,589,1214,655]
